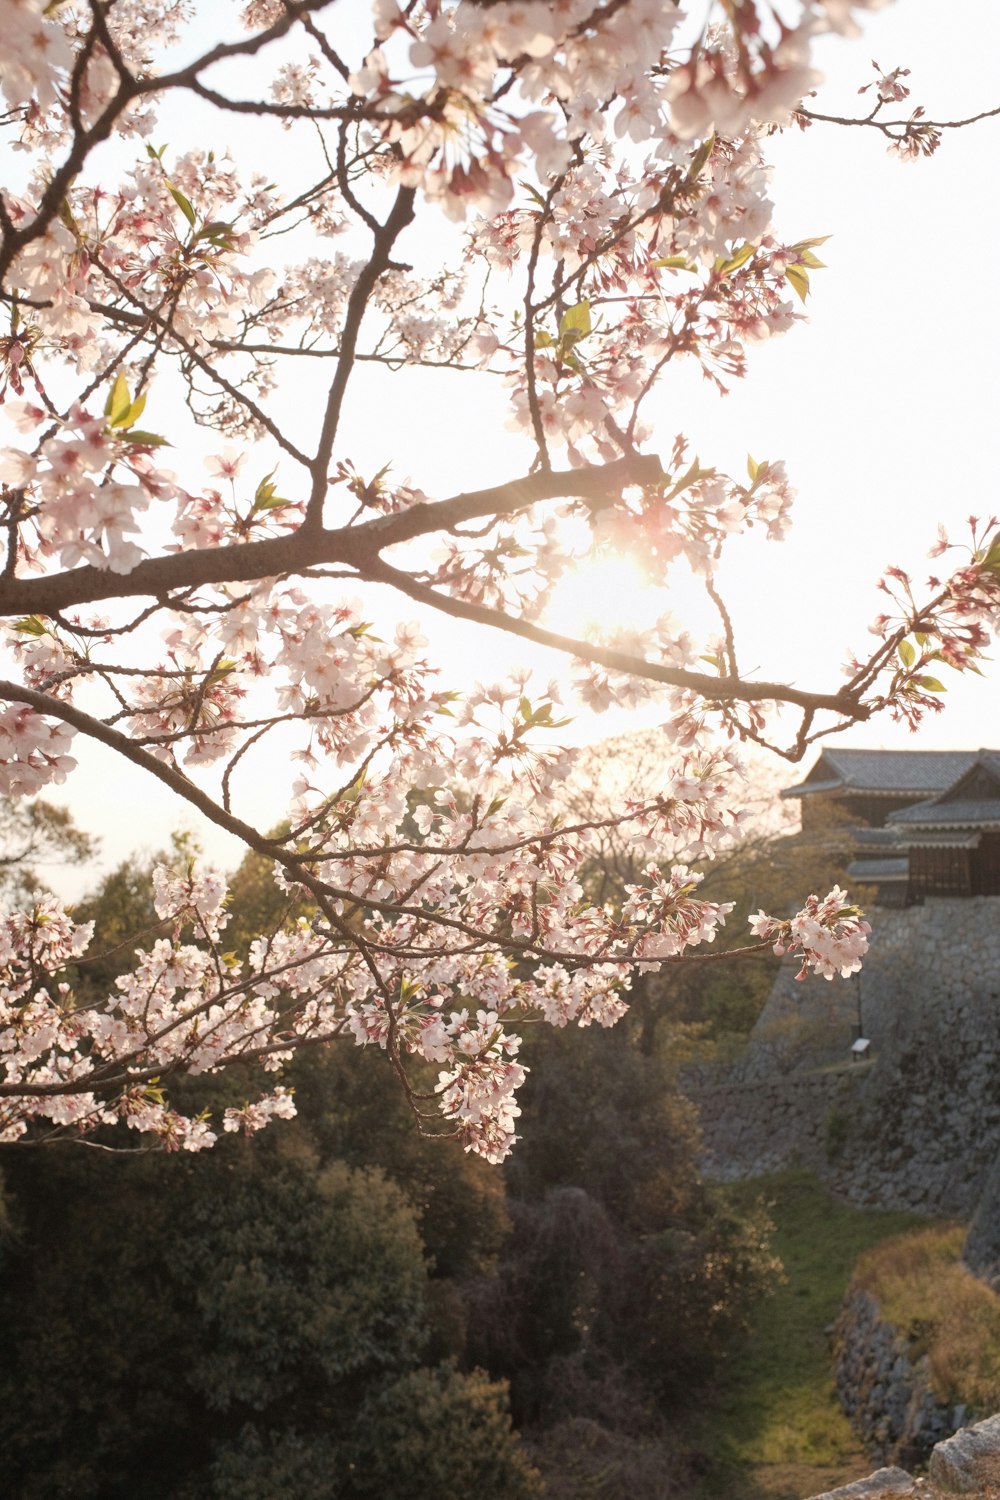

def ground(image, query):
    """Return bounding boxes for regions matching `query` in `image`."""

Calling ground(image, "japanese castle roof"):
[784,747,1000,839]
[782,748,995,801]
[886,752,1000,829]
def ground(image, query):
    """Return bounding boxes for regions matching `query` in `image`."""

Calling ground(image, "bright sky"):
[27,1,1000,899]
[659,1,1000,746]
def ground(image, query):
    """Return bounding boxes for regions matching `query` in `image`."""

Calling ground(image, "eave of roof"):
[889,800,1000,828]
[847,858,910,881]
[852,827,902,847]
[781,782,936,800]
[900,831,983,850]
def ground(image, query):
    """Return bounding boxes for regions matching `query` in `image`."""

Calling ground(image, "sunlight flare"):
[544,553,662,640]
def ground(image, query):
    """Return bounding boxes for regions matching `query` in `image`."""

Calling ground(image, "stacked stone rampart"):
[690,896,1000,1225]
[692,1068,860,1181]
[805,1413,1000,1498]
[833,1288,956,1467]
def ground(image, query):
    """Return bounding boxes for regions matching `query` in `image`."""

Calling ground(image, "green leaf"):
[254,468,278,507]
[518,696,533,723]
[57,199,80,237]
[651,255,693,270]
[686,133,715,182]
[785,264,810,303]
[519,181,548,210]
[12,616,47,636]
[207,659,237,685]
[195,220,233,241]
[746,454,767,483]
[897,639,916,669]
[105,371,131,427]
[167,182,197,229]
[559,301,591,338]
[914,675,946,693]
[531,701,572,729]
[143,1084,166,1106]
[122,430,171,446]
[667,458,713,501]
[124,389,147,428]
[699,653,723,671]
[717,241,756,277]
[981,536,1000,574]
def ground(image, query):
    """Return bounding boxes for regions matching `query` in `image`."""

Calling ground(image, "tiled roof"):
[883,750,1000,827]
[852,827,903,847]
[905,831,982,848]
[889,799,1000,828]
[847,857,909,881]
[782,748,984,799]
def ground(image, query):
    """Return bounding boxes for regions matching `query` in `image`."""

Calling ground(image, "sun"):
[542,553,660,640]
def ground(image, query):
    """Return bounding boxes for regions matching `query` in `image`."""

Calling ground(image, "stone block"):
[928,1414,1000,1492]
[804,1467,919,1499]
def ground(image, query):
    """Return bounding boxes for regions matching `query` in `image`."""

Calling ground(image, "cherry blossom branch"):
[0,457,639,606]
[92,266,314,470]
[800,103,1000,132]
[362,554,866,720]
[0,1,335,282]
[306,184,417,530]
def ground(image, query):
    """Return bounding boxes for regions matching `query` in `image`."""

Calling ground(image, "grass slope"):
[856,1224,1000,1414]
[691,1170,925,1500]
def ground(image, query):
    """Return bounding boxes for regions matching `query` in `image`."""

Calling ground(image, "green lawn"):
[689,1170,927,1500]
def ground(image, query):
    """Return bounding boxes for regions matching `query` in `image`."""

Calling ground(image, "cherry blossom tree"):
[0,0,995,1159]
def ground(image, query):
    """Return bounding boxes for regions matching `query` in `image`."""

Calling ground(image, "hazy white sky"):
[663,1,1000,749]
[26,1,1000,897]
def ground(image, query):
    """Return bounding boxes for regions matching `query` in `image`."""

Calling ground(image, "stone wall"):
[833,1287,956,1467]
[738,897,1000,1090]
[691,1067,862,1182]
[689,896,1000,1224]
[689,896,1000,1500]
[805,1413,1000,1498]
